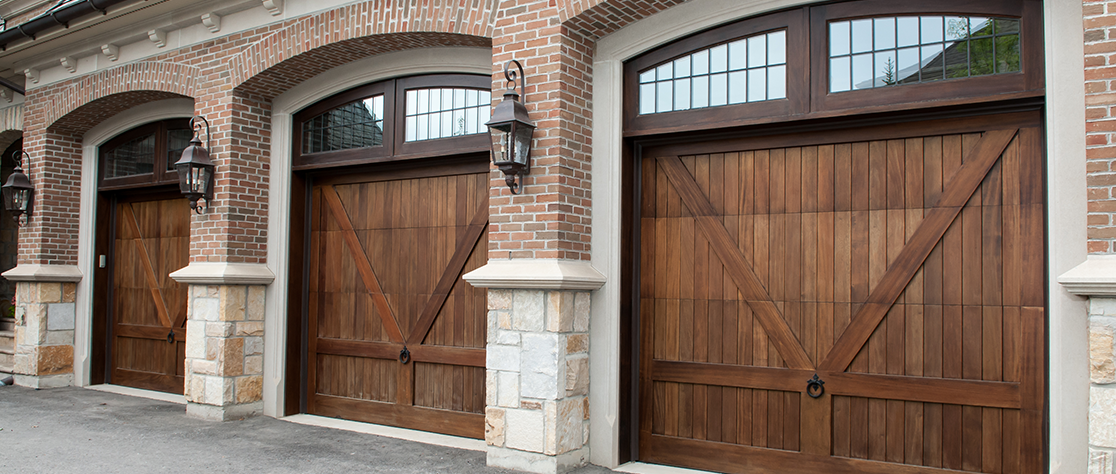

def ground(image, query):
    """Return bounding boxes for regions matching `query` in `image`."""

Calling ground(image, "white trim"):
[462,259,605,290]
[86,383,187,405]
[75,98,195,388]
[1,264,82,282]
[591,0,1088,471]
[168,262,275,285]
[282,414,487,452]
[261,47,492,418]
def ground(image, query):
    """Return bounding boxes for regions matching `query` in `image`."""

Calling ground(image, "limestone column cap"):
[2,264,82,282]
[169,262,275,285]
[463,259,605,290]
[1058,254,1116,296]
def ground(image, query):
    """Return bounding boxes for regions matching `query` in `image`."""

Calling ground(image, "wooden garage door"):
[638,112,1044,473]
[111,196,190,393]
[307,166,488,438]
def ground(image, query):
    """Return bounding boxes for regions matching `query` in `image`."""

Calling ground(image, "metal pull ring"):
[167,331,175,344]
[399,347,411,364]
[806,374,825,398]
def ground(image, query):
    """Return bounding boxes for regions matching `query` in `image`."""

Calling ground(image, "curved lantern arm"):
[504,59,525,100]
[190,115,211,150]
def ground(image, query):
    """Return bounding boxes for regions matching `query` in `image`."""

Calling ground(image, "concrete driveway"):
[0,384,615,474]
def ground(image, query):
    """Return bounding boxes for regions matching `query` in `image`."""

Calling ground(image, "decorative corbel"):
[201,13,222,33]
[23,68,38,84]
[0,89,12,103]
[262,0,283,16]
[60,56,77,73]
[148,28,166,48]
[101,43,119,61]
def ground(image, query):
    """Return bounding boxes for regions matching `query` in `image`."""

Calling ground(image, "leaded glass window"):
[166,128,193,172]
[104,133,155,179]
[638,30,787,115]
[404,88,491,142]
[828,16,1021,92]
[302,95,385,154]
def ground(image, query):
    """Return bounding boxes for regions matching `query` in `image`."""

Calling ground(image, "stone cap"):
[169,262,275,285]
[1058,254,1116,296]
[463,259,605,290]
[2,264,82,282]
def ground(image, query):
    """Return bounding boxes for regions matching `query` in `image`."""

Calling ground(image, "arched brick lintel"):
[41,61,199,133]
[229,0,498,98]
[0,105,24,135]
[557,0,688,40]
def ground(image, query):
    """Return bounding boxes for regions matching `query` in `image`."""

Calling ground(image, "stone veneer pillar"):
[1060,256,1116,473]
[171,263,274,421]
[465,259,605,474]
[2,266,83,389]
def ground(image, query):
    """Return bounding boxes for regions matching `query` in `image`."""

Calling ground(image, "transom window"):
[99,118,191,190]
[638,30,787,115]
[623,1,1039,136]
[829,16,1021,92]
[404,88,491,142]
[302,95,384,154]
[293,74,491,170]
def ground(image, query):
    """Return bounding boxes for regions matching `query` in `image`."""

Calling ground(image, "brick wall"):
[1086,0,1116,253]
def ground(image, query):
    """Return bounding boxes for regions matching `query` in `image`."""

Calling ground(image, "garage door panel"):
[640,117,1044,472]
[307,166,487,438]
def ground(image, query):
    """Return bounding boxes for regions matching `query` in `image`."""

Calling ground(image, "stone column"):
[466,259,604,474]
[1092,297,1116,473]
[8,278,79,388]
[178,281,268,420]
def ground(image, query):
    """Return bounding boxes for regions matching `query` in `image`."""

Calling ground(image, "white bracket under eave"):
[148,28,167,48]
[102,44,119,61]
[60,56,77,73]
[0,89,12,103]
[201,13,221,33]
[262,0,282,16]
[24,68,38,84]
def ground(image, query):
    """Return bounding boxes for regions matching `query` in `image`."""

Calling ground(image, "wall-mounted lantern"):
[485,59,536,194]
[2,150,33,227]
[174,115,216,214]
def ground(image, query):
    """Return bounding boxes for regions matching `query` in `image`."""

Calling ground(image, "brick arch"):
[43,61,199,133]
[556,0,686,40]
[0,105,24,135]
[230,0,498,99]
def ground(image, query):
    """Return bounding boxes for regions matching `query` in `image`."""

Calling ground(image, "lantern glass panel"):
[512,124,533,167]
[489,124,511,165]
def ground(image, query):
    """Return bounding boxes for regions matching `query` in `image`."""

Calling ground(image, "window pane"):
[897,47,920,83]
[710,44,728,73]
[830,56,851,92]
[921,16,943,43]
[406,89,417,115]
[874,17,895,50]
[897,17,920,47]
[710,73,728,106]
[657,81,673,113]
[729,39,748,71]
[675,78,691,110]
[692,75,709,108]
[105,134,156,178]
[748,34,767,68]
[920,43,945,81]
[945,17,968,41]
[769,30,786,64]
[852,53,873,90]
[851,19,873,54]
[674,56,691,77]
[728,71,747,104]
[657,62,673,81]
[831,21,851,56]
[639,70,655,84]
[748,68,766,102]
[945,40,968,78]
[768,65,786,100]
[692,50,709,75]
[875,50,897,86]
[995,34,1021,73]
[166,129,192,171]
[640,83,656,114]
[302,94,385,153]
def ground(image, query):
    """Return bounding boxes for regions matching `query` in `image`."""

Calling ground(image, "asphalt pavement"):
[0,384,615,474]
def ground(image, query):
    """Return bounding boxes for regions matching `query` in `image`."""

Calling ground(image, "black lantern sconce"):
[2,150,33,227]
[485,59,536,194]
[175,115,216,214]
